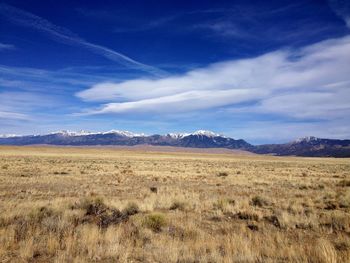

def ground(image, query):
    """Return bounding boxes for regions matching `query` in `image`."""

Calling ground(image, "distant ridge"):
[0,130,349,157]
[253,137,350,157]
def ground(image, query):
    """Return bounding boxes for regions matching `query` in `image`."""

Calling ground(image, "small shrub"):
[247,224,259,231]
[317,184,325,190]
[334,241,350,251]
[1,164,9,169]
[53,171,69,175]
[299,185,309,190]
[143,213,166,232]
[320,212,349,232]
[80,197,106,213]
[250,196,269,207]
[123,202,139,215]
[235,211,260,221]
[264,215,281,228]
[73,197,130,228]
[217,172,228,177]
[167,225,198,240]
[339,192,350,208]
[169,201,187,211]
[338,180,350,187]
[324,200,338,210]
[150,186,158,193]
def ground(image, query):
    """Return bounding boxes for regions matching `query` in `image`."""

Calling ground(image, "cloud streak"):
[77,35,350,121]
[328,0,350,29]
[0,3,164,75]
[0,111,27,120]
[0,43,15,51]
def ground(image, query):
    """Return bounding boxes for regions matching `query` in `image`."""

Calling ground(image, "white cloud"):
[0,43,15,51]
[0,92,62,121]
[255,89,350,119]
[77,35,350,120]
[82,89,266,115]
[346,17,350,29]
[0,3,164,75]
[0,111,27,120]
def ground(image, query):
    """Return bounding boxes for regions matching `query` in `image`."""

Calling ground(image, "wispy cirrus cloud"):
[0,111,27,120]
[328,0,350,28]
[77,35,350,122]
[0,3,165,75]
[0,42,15,51]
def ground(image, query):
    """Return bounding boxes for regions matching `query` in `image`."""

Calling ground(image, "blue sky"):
[0,0,350,144]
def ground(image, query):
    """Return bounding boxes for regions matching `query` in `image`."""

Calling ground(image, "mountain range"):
[0,130,349,157]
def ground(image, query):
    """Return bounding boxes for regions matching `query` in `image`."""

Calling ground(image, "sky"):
[0,0,350,144]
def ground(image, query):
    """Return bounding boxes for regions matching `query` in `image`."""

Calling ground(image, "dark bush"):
[250,196,269,207]
[123,202,139,216]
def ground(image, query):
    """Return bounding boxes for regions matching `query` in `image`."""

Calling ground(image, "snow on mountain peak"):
[0,134,19,138]
[167,133,190,139]
[51,130,94,136]
[168,130,225,138]
[293,136,319,143]
[103,130,145,137]
[192,130,222,137]
[46,130,144,137]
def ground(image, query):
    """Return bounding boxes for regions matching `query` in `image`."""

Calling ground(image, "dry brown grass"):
[0,145,349,262]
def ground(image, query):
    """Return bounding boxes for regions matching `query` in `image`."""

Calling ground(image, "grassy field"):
[0,146,349,263]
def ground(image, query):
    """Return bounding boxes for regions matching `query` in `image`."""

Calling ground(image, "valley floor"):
[0,146,349,262]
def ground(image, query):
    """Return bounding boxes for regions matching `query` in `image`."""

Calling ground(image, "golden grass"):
[0,145,349,262]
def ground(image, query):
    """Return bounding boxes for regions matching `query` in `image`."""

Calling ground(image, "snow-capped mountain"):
[191,130,221,137]
[50,130,95,136]
[167,133,189,139]
[0,129,250,149]
[0,134,20,138]
[50,130,146,137]
[167,130,223,139]
[253,136,350,157]
[292,136,319,144]
[102,130,146,137]
[0,131,349,157]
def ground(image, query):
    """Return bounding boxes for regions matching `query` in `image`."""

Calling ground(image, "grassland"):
[0,146,349,263]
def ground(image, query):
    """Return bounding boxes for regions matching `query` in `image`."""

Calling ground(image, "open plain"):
[0,146,349,263]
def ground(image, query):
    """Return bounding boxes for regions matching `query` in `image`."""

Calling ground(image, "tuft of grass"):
[142,213,167,232]
[28,206,57,223]
[213,199,234,212]
[338,191,350,208]
[313,238,337,263]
